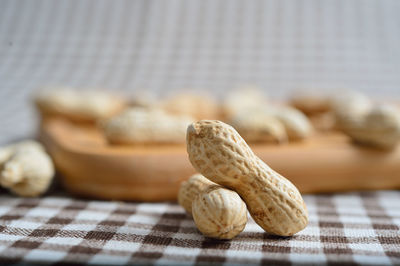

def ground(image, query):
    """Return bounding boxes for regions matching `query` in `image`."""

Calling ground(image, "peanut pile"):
[35,86,319,146]
[181,120,309,239]
[1,85,397,228]
[33,86,400,149]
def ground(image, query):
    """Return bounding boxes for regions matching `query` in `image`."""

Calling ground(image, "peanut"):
[162,93,219,120]
[0,140,54,197]
[102,107,194,145]
[290,90,330,115]
[178,173,247,239]
[0,140,45,165]
[178,173,214,214]
[0,146,13,165]
[35,87,125,122]
[342,105,400,149]
[192,185,247,240]
[223,86,268,119]
[187,120,308,236]
[129,90,157,108]
[267,106,313,141]
[229,109,287,143]
[331,91,372,130]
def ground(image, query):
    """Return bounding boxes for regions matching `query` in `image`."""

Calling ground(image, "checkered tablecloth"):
[0,191,398,265]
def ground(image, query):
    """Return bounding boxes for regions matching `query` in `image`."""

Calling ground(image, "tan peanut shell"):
[331,91,372,130]
[230,110,287,143]
[0,146,14,165]
[192,185,247,240]
[178,173,215,214]
[187,120,308,236]
[129,90,158,108]
[342,105,400,149]
[102,107,194,145]
[35,87,125,122]
[290,91,331,115]
[162,94,220,120]
[223,86,268,119]
[270,106,313,141]
[0,140,54,197]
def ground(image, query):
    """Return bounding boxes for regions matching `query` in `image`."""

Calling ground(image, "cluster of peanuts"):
[5,85,397,203]
[290,90,400,150]
[179,120,309,239]
[33,86,312,239]
[177,90,400,239]
[224,87,313,144]
[35,87,213,145]
[35,85,315,146]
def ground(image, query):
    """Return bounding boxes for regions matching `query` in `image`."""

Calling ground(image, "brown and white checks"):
[0,191,398,265]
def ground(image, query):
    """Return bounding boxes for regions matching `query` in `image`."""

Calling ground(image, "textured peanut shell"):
[342,105,400,149]
[192,185,247,239]
[331,91,372,131]
[187,120,308,236]
[230,111,287,144]
[162,94,220,120]
[290,92,330,115]
[223,86,268,119]
[271,106,313,141]
[102,107,194,144]
[0,141,54,197]
[178,173,215,214]
[35,88,125,122]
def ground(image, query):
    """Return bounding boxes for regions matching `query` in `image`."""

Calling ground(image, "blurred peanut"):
[331,91,372,130]
[102,107,194,145]
[267,106,313,141]
[342,105,400,149]
[290,90,331,115]
[230,109,287,143]
[162,93,219,120]
[0,140,54,197]
[223,86,268,119]
[35,87,125,122]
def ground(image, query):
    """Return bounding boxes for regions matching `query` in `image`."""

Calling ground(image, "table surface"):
[0,190,398,265]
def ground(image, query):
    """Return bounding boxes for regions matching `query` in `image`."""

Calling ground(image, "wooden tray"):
[40,118,400,201]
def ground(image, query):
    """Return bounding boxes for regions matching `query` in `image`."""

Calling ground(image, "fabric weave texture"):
[0,191,398,265]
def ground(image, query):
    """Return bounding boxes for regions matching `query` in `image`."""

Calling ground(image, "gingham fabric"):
[1,0,400,144]
[0,191,398,265]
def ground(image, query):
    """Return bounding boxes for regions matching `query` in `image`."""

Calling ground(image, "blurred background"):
[0,0,399,143]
